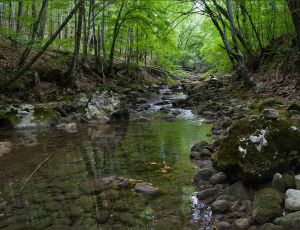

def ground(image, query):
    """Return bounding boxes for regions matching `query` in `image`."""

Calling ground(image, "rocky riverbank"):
[182,76,300,229]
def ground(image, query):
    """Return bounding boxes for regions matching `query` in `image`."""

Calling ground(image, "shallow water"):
[0,89,213,230]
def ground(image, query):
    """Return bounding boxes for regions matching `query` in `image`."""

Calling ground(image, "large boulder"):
[252,188,283,224]
[85,91,122,121]
[213,117,300,182]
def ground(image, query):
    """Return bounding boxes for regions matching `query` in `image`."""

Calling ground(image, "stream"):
[0,86,213,229]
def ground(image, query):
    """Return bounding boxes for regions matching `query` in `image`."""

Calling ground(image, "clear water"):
[0,97,213,230]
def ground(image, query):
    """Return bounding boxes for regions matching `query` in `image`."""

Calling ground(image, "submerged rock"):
[134,182,159,195]
[0,141,11,158]
[213,117,300,182]
[285,189,300,211]
[252,188,283,224]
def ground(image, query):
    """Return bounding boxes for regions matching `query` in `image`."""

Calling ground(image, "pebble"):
[234,218,250,229]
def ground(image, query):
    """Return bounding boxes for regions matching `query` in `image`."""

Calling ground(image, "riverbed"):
[0,86,213,229]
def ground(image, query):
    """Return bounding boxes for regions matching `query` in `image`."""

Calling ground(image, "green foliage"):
[0,0,297,79]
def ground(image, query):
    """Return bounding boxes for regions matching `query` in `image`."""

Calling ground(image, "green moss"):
[252,187,283,224]
[249,99,283,111]
[33,107,57,121]
[216,118,300,182]
[0,109,21,124]
[225,83,248,100]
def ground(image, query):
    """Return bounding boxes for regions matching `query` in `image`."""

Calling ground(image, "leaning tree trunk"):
[226,0,253,88]
[18,0,48,69]
[66,0,84,84]
[286,0,300,88]
[0,0,85,89]
[287,0,300,49]
[16,0,23,33]
[108,0,125,76]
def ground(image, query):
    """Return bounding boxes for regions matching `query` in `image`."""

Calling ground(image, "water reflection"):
[0,118,212,229]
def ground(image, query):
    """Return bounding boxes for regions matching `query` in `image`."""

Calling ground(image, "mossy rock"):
[34,107,58,121]
[0,108,20,128]
[252,188,283,224]
[215,117,300,182]
[249,99,283,111]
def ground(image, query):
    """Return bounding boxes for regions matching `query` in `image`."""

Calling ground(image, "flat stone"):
[134,182,159,195]
[194,168,215,182]
[211,200,231,213]
[260,223,283,230]
[221,180,249,200]
[274,211,300,230]
[215,221,231,230]
[285,189,300,211]
[234,218,250,229]
[295,174,300,190]
[197,187,219,200]
[262,109,279,120]
[210,172,227,185]
[216,195,237,202]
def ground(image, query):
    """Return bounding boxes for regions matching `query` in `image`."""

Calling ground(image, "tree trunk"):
[287,0,300,49]
[16,0,23,33]
[108,0,125,75]
[101,0,107,66]
[8,2,13,29]
[18,0,48,69]
[226,0,253,87]
[38,0,48,39]
[66,0,84,83]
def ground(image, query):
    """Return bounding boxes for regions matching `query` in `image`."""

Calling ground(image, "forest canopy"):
[0,0,299,87]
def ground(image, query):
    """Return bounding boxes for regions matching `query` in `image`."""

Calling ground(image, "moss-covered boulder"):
[214,117,300,182]
[0,104,58,129]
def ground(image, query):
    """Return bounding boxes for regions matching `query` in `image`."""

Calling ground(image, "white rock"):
[285,189,300,211]
[295,175,300,190]
[85,91,121,121]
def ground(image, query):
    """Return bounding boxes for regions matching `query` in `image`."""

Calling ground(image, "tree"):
[286,0,300,49]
